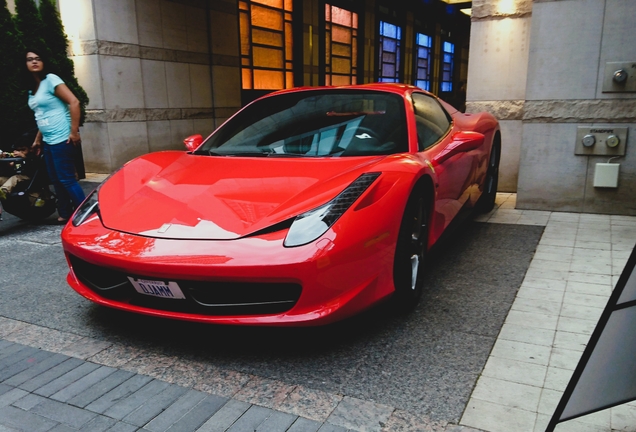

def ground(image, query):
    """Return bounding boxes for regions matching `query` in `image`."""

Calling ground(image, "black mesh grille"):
[68,254,302,316]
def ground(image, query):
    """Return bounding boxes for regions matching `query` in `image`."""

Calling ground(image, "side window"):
[411,92,451,150]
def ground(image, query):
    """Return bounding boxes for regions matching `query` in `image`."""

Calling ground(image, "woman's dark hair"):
[22,48,55,92]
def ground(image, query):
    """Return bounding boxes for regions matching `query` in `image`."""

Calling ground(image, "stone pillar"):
[465,0,533,192]
[517,0,636,214]
[57,0,240,173]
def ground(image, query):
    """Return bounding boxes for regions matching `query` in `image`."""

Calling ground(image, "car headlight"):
[284,172,381,247]
[72,191,99,226]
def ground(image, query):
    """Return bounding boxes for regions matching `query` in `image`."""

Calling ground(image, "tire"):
[392,185,429,312]
[478,139,500,213]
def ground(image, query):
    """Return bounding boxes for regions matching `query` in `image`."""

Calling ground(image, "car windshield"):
[196,90,408,157]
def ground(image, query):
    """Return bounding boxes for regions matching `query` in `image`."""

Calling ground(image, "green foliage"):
[2,0,90,140]
[39,0,88,125]
[13,0,46,53]
[0,0,33,146]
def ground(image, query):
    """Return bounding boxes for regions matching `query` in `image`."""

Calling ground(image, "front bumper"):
[62,218,398,326]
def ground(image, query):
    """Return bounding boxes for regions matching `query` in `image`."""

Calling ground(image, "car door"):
[412,92,475,230]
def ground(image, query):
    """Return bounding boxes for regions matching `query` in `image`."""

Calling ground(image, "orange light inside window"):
[253,46,283,68]
[254,69,284,89]
[252,5,283,30]
[240,12,250,56]
[252,28,283,46]
[332,6,353,27]
[251,0,283,8]
[242,69,253,89]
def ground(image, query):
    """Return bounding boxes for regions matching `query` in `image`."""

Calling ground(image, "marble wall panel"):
[498,120,522,192]
[525,0,604,101]
[466,17,531,101]
[169,120,195,146]
[190,64,213,108]
[583,125,636,215]
[107,122,150,169]
[165,63,192,108]
[147,120,176,152]
[212,65,241,108]
[186,5,209,53]
[94,0,139,44]
[209,10,240,57]
[516,123,588,212]
[141,60,169,108]
[80,122,111,173]
[58,0,96,41]
[101,56,144,109]
[193,119,216,137]
[136,0,164,48]
[595,0,636,100]
[162,1,188,51]
[71,55,103,110]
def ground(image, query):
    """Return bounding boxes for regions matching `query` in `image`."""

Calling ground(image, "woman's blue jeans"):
[43,141,86,219]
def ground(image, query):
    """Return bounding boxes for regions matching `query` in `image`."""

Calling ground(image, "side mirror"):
[183,134,203,152]
[432,131,485,165]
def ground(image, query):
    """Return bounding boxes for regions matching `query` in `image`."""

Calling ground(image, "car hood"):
[98,151,387,240]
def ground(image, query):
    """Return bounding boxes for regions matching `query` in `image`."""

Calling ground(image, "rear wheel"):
[392,185,429,312]
[478,138,500,213]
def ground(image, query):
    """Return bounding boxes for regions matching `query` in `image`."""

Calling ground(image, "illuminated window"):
[440,41,454,92]
[325,4,358,86]
[378,21,401,83]
[239,0,293,90]
[414,33,432,91]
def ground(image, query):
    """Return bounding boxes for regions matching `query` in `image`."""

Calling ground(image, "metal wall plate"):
[575,127,628,156]
[602,62,636,93]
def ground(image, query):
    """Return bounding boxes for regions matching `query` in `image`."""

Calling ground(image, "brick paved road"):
[0,181,543,431]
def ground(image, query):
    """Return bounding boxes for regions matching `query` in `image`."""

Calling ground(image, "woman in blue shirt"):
[25,49,85,223]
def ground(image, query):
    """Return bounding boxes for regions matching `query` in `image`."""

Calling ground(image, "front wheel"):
[392,186,429,312]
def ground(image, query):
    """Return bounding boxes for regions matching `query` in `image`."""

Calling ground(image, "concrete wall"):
[517,0,636,214]
[58,0,241,173]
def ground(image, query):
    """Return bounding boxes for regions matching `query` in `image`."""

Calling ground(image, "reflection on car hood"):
[98,151,385,240]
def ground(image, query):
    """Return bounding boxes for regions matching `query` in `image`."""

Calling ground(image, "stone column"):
[57,0,240,173]
[465,0,533,192]
[517,0,636,214]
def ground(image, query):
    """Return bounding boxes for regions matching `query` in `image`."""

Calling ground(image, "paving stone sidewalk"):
[0,339,351,432]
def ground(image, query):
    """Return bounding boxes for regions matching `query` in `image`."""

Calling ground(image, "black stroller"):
[0,133,57,221]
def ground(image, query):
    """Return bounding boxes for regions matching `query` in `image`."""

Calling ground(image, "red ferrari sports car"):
[62,84,500,326]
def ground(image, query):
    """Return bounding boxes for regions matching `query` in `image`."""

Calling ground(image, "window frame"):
[376,19,404,83]
[239,0,302,106]
[323,2,362,86]
[413,32,433,91]
[411,91,453,151]
[439,40,455,94]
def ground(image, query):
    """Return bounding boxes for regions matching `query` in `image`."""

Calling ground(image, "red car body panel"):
[62,84,499,326]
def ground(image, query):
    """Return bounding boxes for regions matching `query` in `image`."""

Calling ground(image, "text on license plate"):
[127,277,186,299]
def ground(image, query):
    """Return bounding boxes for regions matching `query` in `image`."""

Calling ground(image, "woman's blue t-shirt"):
[28,73,71,145]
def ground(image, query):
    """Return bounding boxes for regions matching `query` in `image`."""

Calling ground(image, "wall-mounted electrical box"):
[594,163,620,188]
[602,62,636,93]
[574,126,628,156]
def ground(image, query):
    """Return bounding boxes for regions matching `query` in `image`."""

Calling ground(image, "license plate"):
[128,277,186,299]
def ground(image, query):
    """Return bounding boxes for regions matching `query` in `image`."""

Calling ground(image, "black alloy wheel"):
[478,139,501,213]
[392,185,429,312]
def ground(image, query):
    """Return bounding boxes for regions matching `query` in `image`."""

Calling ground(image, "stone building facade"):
[57,0,242,173]
[467,0,636,214]
[10,0,636,214]
[31,0,469,174]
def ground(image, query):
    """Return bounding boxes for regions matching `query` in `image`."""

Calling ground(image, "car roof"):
[265,83,432,98]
